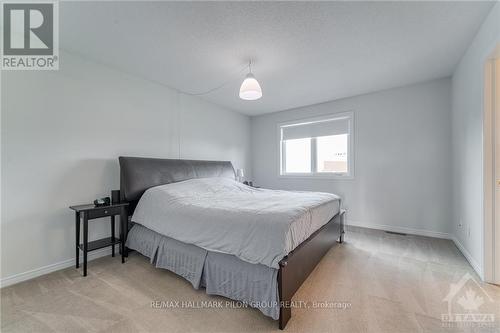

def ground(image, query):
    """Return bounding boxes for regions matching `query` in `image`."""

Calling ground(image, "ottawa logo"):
[441,272,496,328]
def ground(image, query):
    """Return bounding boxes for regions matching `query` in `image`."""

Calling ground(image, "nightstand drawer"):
[87,206,121,219]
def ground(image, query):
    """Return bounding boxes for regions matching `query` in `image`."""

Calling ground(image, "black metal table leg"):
[120,207,126,263]
[75,212,80,268]
[83,213,88,276]
[338,231,344,243]
[111,215,115,257]
[123,210,129,258]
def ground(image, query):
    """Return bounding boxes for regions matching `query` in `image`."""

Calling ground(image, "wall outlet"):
[462,222,468,237]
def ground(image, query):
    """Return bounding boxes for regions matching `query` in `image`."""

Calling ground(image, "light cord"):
[181,62,251,96]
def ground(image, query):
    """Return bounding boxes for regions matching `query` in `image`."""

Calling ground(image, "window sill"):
[278,173,354,180]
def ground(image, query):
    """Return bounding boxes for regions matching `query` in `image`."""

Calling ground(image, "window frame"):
[277,111,355,180]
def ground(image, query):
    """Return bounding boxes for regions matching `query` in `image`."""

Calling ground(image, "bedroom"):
[1,1,500,332]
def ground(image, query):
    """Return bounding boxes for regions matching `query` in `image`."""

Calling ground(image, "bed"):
[119,156,345,329]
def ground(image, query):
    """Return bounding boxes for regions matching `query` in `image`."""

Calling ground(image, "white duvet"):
[132,177,340,268]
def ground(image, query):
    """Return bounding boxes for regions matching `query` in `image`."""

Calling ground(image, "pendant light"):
[239,60,262,100]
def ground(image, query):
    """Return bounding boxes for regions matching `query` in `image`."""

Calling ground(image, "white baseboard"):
[346,219,452,239]
[451,236,484,280]
[0,247,115,288]
[0,223,485,287]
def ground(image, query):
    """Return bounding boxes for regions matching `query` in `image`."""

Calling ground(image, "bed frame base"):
[278,211,344,329]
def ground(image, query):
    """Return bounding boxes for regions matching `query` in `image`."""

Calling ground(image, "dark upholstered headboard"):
[119,156,235,213]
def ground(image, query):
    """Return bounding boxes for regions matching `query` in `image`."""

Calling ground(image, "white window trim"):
[277,111,355,180]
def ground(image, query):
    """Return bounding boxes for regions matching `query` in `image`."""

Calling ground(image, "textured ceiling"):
[60,1,495,116]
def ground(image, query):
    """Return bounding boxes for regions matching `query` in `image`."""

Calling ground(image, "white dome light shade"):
[239,73,262,100]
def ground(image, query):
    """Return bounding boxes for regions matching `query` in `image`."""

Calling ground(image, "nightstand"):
[243,181,261,188]
[69,202,129,276]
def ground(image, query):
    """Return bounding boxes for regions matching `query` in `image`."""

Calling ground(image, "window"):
[279,112,354,178]
[284,138,311,173]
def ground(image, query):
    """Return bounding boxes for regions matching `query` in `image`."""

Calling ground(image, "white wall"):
[252,78,452,237]
[0,51,251,285]
[451,3,500,278]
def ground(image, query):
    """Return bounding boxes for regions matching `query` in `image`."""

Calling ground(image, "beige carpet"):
[2,226,499,332]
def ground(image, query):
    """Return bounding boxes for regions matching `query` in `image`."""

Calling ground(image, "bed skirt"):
[126,223,280,319]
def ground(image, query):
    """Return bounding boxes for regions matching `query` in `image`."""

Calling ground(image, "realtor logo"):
[1,1,59,70]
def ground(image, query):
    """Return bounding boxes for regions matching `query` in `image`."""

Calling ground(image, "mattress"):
[132,177,341,268]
